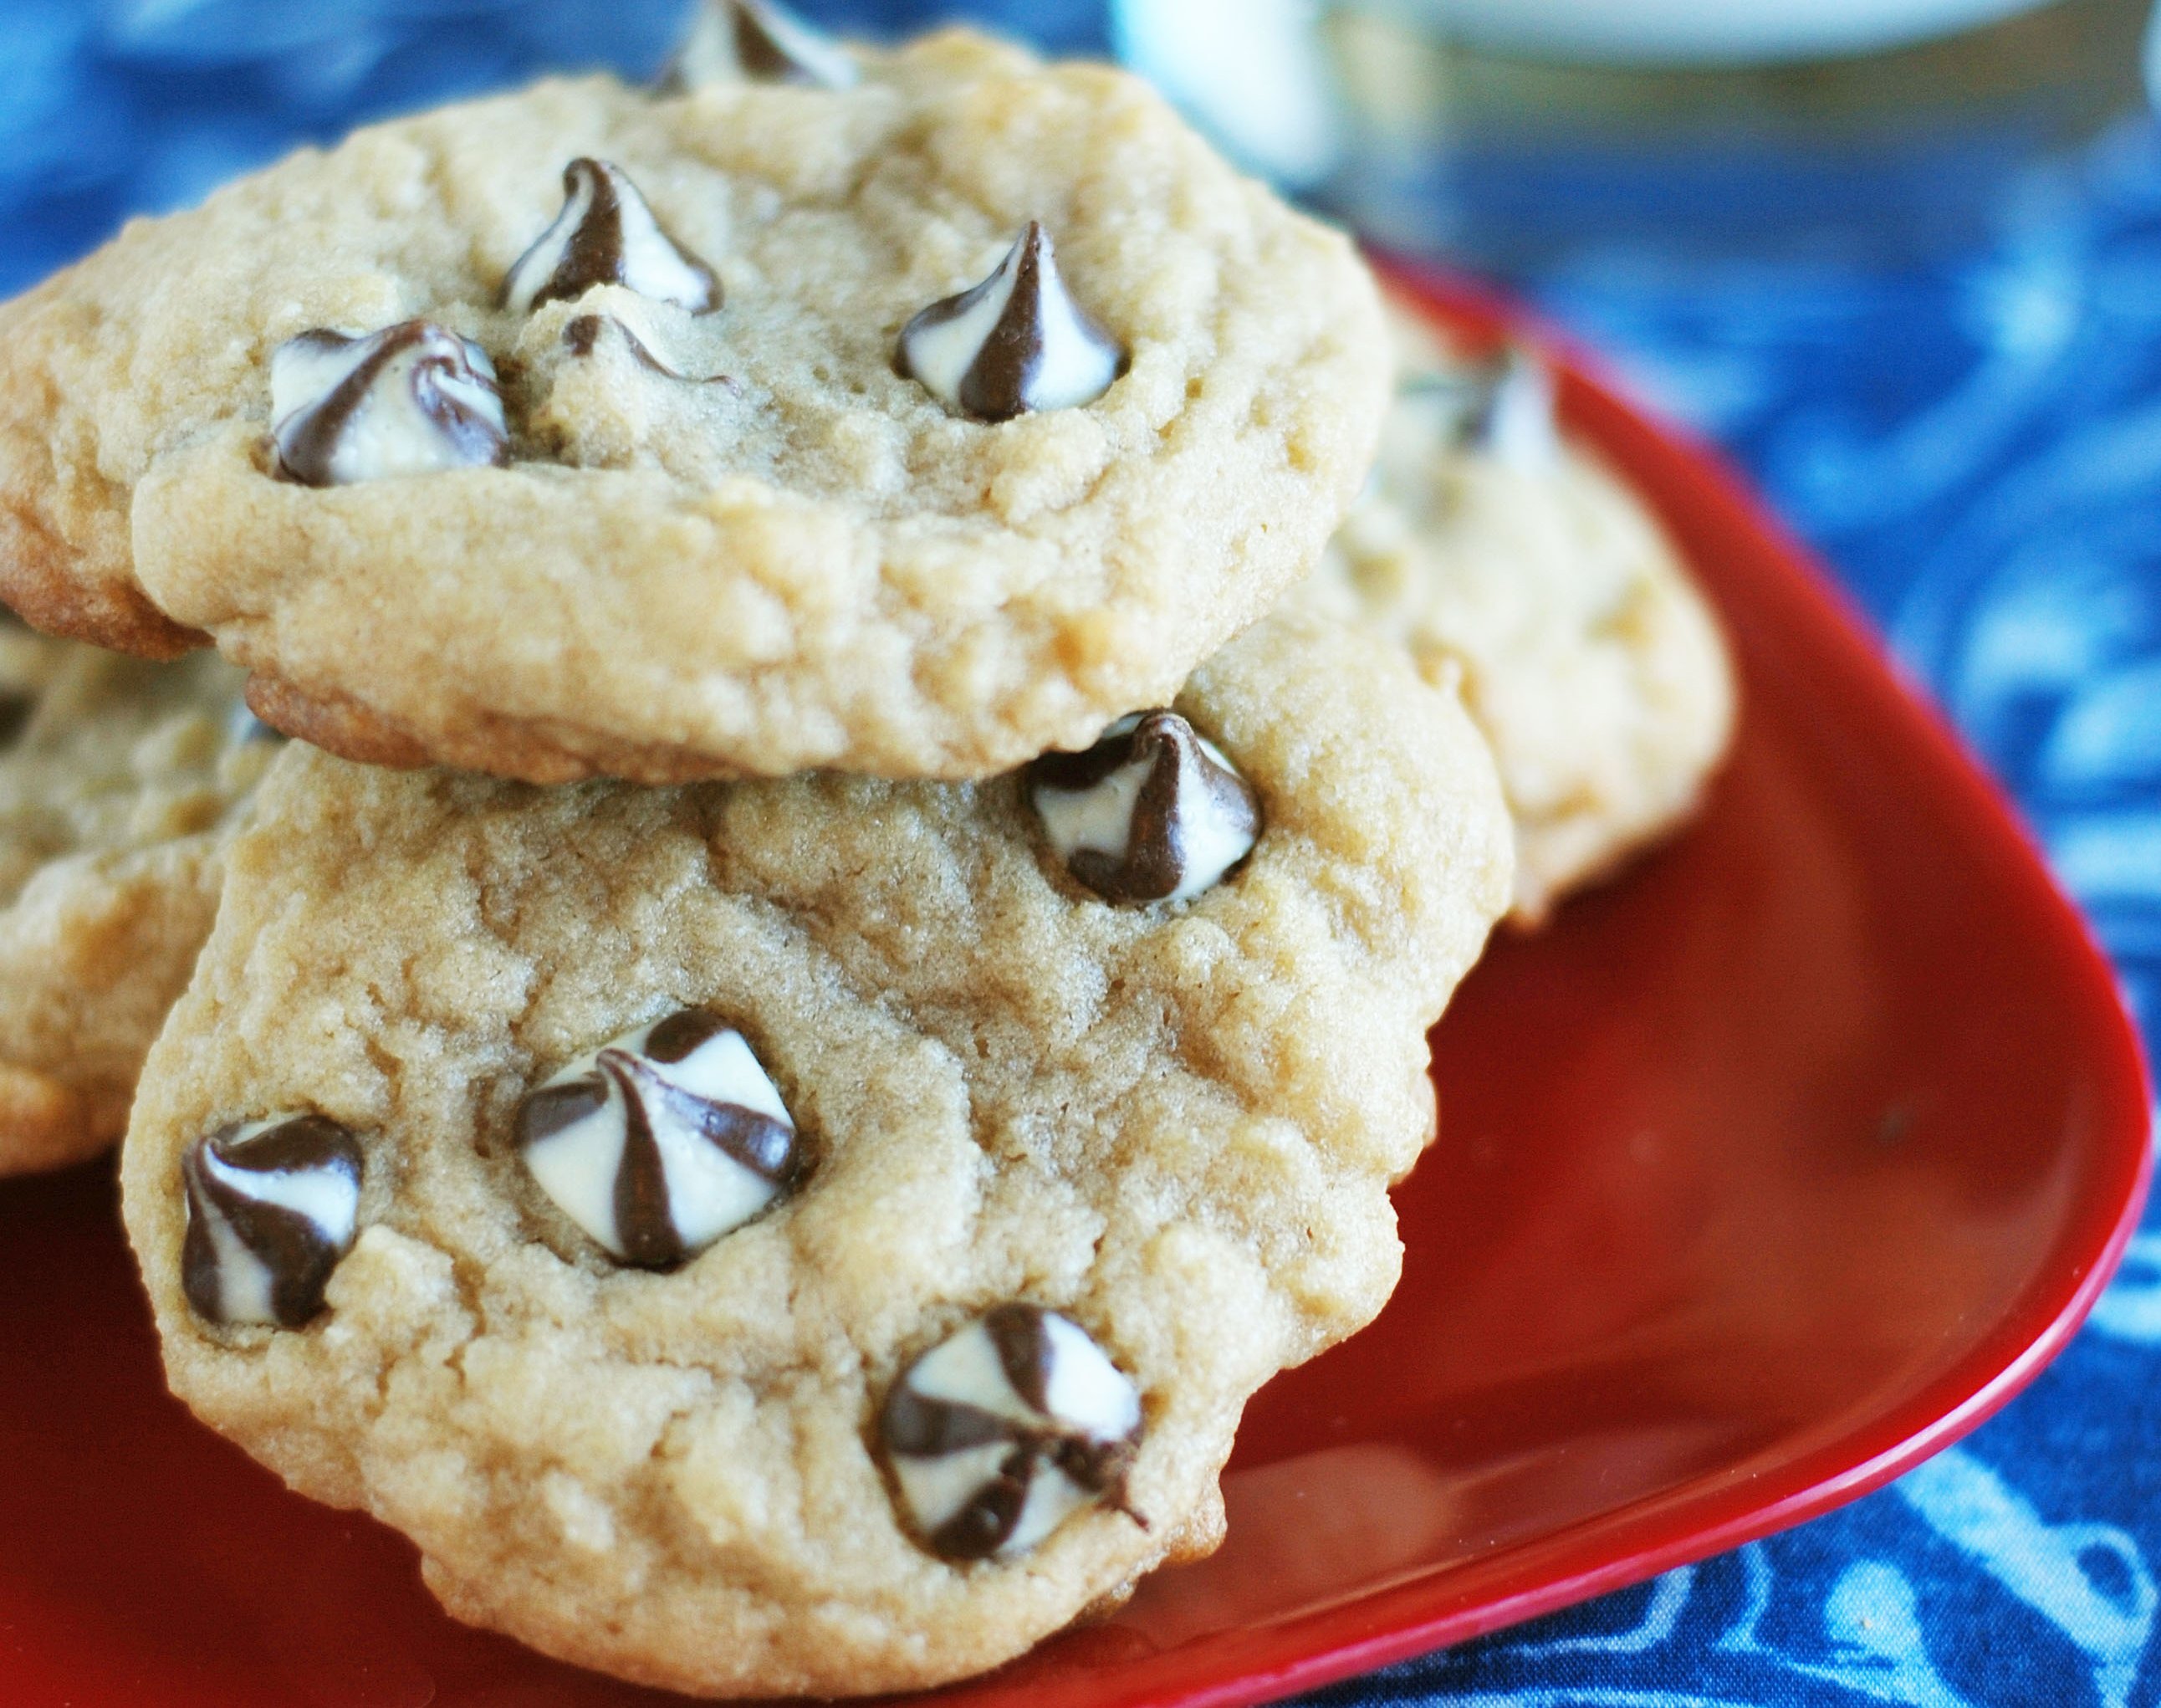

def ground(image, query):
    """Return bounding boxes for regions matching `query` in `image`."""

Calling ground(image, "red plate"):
[0,268,2147,1708]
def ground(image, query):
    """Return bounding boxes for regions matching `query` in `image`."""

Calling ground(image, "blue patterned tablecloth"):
[3,4,2158,1704]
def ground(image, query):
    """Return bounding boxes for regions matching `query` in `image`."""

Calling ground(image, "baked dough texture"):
[1298,310,1735,922]
[120,611,1511,1696]
[0,628,268,1175]
[0,31,1389,785]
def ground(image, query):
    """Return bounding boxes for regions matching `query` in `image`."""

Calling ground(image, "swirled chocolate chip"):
[0,689,35,749]
[180,1114,364,1328]
[514,1008,803,1268]
[659,0,858,91]
[270,322,508,488]
[1403,343,1557,471]
[562,313,731,386]
[896,222,1126,423]
[503,159,720,318]
[0,609,44,746]
[881,1304,1144,1562]
[1028,711,1260,906]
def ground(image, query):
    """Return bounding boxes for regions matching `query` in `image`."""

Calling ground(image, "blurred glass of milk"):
[1112,0,2149,268]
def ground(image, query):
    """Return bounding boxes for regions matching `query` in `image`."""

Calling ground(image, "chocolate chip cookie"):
[1297,306,1735,922]
[120,608,1511,1696]
[0,626,273,1175]
[0,28,1389,785]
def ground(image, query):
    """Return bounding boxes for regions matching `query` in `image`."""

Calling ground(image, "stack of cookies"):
[0,3,1733,1696]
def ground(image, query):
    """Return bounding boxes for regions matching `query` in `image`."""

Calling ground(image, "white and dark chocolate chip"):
[0,616,54,750]
[180,1114,363,1327]
[3,35,1390,784]
[0,638,38,749]
[273,161,714,493]
[515,1008,803,1267]
[1029,711,1260,905]
[121,611,1511,1696]
[1397,341,1558,472]
[882,1306,1143,1561]
[501,157,720,318]
[270,322,508,487]
[555,304,738,393]
[897,222,1126,422]
[560,311,713,384]
[0,642,270,1180]
[662,0,859,91]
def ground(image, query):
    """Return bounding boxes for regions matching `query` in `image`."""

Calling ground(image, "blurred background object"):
[4,0,2140,290]
[1363,0,2063,62]
[1116,0,2152,263]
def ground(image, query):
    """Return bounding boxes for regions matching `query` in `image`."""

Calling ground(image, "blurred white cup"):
[1413,0,2056,63]
[1114,0,2120,186]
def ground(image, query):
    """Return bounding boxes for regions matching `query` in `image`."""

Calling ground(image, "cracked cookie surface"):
[120,610,1510,1697]
[0,30,1387,785]
[0,626,270,1175]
